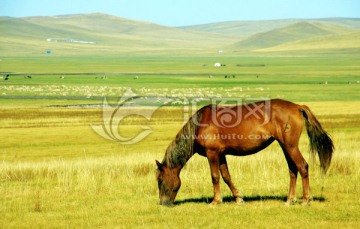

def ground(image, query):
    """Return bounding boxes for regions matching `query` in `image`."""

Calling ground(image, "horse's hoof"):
[236,189,244,199]
[209,199,222,206]
[301,196,313,206]
[301,199,312,206]
[301,202,311,206]
[236,198,245,205]
[284,198,297,206]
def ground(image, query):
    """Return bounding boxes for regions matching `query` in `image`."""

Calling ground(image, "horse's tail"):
[299,105,334,174]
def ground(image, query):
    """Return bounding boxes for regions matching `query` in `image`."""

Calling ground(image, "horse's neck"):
[163,139,194,169]
[163,110,199,169]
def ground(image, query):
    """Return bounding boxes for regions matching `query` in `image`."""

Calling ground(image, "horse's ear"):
[156,160,165,171]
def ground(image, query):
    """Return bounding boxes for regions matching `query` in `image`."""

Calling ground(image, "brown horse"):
[156,99,334,206]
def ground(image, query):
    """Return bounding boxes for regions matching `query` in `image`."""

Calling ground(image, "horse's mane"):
[162,107,204,169]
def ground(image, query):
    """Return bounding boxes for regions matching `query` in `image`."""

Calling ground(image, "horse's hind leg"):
[283,145,312,205]
[282,147,298,205]
[219,154,244,205]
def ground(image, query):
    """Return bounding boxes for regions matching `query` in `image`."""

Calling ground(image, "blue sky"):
[1,0,359,26]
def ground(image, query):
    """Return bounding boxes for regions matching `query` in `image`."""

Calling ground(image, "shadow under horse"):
[175,195,326,205]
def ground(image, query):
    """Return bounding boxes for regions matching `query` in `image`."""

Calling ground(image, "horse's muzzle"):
[159,198,173,206]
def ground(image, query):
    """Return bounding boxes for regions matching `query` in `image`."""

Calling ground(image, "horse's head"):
[155,160,181,206]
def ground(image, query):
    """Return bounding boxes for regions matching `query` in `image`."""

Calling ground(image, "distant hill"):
[180,18,360,37]
[0,13,236,56]
[0,13,359,56]
[227,21,357,51]
[257,31,360,52]
[180,19,301,37]
[315,18,360,29]
[0,16,74,38]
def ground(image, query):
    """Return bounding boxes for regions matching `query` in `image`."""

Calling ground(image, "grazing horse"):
[156,99,334,206]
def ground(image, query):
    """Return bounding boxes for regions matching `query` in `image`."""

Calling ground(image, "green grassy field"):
[1,53,360,228]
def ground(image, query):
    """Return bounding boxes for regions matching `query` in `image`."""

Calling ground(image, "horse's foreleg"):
[206,150,222,205]
[219,154,244,205]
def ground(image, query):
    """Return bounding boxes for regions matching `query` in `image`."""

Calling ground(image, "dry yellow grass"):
[1,102,360,228]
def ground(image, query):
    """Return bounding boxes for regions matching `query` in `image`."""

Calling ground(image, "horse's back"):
[195,99,287,154]
[270,99,304,125]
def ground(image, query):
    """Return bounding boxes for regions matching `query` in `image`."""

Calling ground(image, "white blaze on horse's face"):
[156,160,181,206]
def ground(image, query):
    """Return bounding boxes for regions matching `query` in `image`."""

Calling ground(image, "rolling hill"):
[180,19,301,37]
[0,13,237,56]
[180,18,360,37]
[0,13,359,56]
[257,31,360,52]
[227,21,358,51]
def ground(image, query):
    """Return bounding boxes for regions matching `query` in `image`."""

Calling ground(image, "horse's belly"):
[223,137,275,156]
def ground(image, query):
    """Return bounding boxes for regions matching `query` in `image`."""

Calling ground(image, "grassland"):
[0,52,360,228]
[1,13,360,227]
[1,101,360,228]
[1,55,359,104]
